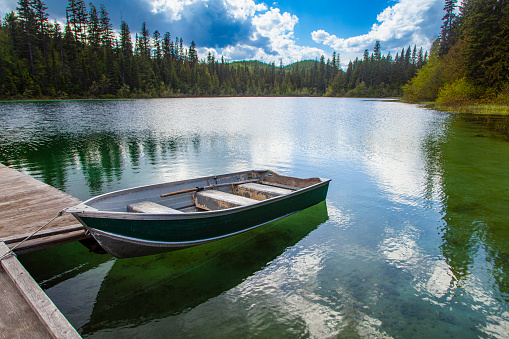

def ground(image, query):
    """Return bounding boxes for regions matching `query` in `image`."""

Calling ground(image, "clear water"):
[1,98,509,338]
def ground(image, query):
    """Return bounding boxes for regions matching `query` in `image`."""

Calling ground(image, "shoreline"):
[0,95,398,103]
[403,100,509,116]
[431,104,509,115]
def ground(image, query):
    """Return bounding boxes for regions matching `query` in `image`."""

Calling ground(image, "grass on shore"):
[434,104,509,115]
[418,102,509,115]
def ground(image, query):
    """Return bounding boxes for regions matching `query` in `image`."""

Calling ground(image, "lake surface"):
[1,97,509,338]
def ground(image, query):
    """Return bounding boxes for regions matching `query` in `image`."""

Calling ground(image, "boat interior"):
[85,170,324,214]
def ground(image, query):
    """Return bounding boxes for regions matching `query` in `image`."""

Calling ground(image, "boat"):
[67,170,331,258]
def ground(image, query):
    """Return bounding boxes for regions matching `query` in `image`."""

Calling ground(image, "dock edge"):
[0,242,81,339]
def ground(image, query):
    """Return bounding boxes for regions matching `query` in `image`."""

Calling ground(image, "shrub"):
[436,77,479,106]
[494,84,509,106]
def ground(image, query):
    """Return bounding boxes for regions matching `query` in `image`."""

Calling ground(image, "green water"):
[1,98,509,337]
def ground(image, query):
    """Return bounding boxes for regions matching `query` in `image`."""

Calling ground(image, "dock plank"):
[0,165,86,338]
[0,164,82,239]
[1,242,80,338]
[0,268,52,338]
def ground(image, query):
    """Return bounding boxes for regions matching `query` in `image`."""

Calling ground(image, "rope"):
[0,209,67,261]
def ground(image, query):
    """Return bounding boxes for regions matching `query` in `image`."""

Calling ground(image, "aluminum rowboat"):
[67,170,330,258]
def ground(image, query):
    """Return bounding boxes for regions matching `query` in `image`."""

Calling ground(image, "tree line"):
[403,0,509,106]
[328,41,428,97]
[0,0,428,99]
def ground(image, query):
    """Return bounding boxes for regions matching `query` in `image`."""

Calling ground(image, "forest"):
[403,0,509,109]
[0,0,428,99]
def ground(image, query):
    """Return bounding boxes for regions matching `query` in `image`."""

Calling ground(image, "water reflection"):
[0,99,307,200]
[0,129,240,199]
[463,114,509,139]
[3,99,509,337]
[438,114,509,302]
[81,202,328,335]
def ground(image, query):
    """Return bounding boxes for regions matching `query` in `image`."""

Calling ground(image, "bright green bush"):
[494,84,509,106]
[402,53,445,102]
[435,77,479,106]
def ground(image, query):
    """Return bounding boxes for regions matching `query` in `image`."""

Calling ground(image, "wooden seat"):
[235,183,293,201]
[194,190,258,211]
[127,201,184,214]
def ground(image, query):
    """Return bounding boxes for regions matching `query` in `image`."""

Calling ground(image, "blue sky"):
[0,0,445,67]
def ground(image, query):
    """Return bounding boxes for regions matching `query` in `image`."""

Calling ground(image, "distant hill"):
[284,60,321,71]
[229,60,321,72]
[228,60,273,70]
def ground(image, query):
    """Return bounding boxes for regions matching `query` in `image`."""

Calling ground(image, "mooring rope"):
[0,209,67,261]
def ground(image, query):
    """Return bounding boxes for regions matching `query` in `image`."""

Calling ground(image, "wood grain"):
[1,242,80,338]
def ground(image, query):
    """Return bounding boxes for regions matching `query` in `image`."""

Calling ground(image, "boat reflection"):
[18,240,112,290]
[80,201,329,334]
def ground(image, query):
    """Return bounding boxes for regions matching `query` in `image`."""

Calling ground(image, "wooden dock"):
[0,163,87,338]
[1,243,81,338]
[0,164,88,253]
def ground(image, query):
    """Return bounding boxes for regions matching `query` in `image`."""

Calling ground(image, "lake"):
[1,97,509,338]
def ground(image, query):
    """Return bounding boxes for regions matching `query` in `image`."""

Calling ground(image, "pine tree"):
[119,20,132,84]
[373,40,381,61]
[16,0,37,76]
[417,47,424,68]
[138,22,150,59]
[99,4,113,47]
[188,40,198,66]
[335,52,341,71]
[66,0,87,43]
[439,0,457,56]
[32,0,49,38]
[461,0,509,90]
[88,3,100,49]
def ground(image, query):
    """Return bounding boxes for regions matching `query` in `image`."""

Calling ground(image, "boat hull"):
[74,181,329,258]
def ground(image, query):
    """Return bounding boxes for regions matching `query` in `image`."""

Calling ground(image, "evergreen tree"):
[461,0,509,90]
[439,0,458,56]
[66,0,87,43]
[188,40,198,66]
[16,0,36,75]
[119,20,132,85]
[373,40,381,61]
[32,0,49,38]
[98,4,113,47]
[87,3,100,49]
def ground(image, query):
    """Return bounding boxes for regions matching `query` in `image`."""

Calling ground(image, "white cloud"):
[148,0,441,65]
[147,0,266,22]
[312,0,443,55]
[144,0,326,64]
[148,0,202,21]
[252,7,297,39]
[196,5,326,64]
[228,7,324,64]
[0,0,18,18]
[224,0,267,21]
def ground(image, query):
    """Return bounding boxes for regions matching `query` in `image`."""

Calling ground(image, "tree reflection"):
[434,114,509,300]
[81,202,328,334]
[0,130,199,197]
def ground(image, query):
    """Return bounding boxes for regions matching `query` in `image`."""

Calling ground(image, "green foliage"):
[403,52,445,102]
[0,2,426,99]
[345,82,368,97]
[404,0,509,108]
[461,0,509,91]
[494,84,509,106]
[436,77,478,106]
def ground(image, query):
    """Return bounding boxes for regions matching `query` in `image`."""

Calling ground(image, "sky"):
[0,0,445,67]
